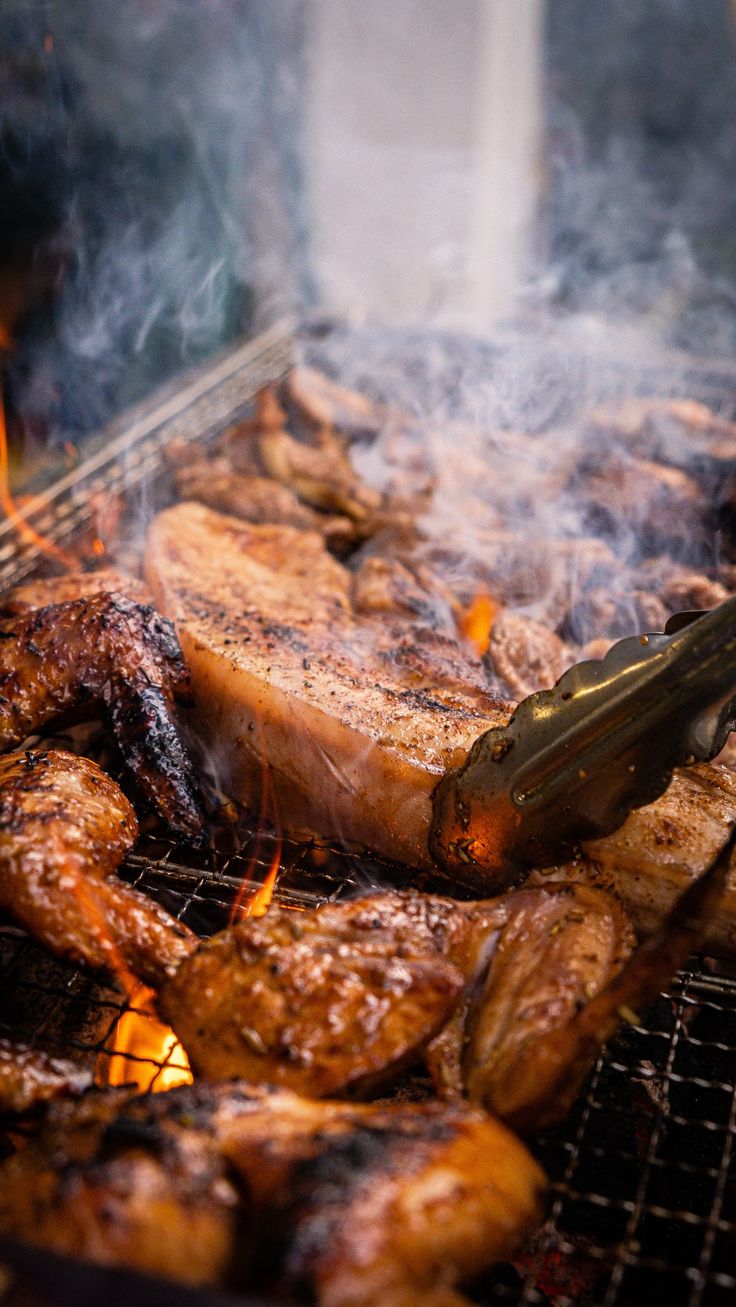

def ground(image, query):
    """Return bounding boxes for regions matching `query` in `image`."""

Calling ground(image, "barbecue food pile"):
[2,363,736,1302]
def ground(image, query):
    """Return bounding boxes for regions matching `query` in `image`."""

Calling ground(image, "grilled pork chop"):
[0,1080,545,1303]
[145,502,510,869]
[145,503,736,949]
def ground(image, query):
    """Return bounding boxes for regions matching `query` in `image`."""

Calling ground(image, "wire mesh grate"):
[2,324,736,1303]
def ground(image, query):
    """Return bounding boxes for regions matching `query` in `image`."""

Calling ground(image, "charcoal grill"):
[2,320,736,1307]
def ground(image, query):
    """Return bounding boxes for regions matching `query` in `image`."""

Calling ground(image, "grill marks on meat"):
[0,1039,91,1113]
[0,593,204,837]
[0,750,196,986]
[159,886,634,1132]
[0,1080,545,1303]
[146,502,511,870]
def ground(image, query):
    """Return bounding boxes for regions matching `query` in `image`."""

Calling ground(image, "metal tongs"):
[431,596,736,889]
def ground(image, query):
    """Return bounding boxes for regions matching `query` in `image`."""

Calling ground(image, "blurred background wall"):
[2,0,736,457]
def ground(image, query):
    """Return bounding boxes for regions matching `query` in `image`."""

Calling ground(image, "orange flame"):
[96,984,193,1094]
[229,714,281,924]
[0,392,76,570]
[459,590,496,656]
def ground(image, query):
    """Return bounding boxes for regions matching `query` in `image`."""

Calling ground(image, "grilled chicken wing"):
[0,1080,545,1303]
[0,1039,91,1113]
[0,1084,240,1286]
[0,593,204,837]
[0,750,196,986]
[159,885,633,1131]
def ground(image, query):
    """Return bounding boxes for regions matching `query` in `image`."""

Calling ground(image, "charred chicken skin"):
[0,1080,545,1304]
[0,750,196,986]
[159,885,635,1131]
[0,592,204,837]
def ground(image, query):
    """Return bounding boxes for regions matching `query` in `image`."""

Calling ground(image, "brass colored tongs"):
[431,596,736,889]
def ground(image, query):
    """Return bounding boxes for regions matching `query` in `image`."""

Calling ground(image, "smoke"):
[2,0,306,446]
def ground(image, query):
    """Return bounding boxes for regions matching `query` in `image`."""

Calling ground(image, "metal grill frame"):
[1,322,736,1306]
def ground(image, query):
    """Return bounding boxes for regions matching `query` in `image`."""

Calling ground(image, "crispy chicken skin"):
[0,750,196,986]
[0,1081,545,1303]
[0,593,204,837]
[158,894,480,1095]
[0,1085,241,1287]
[0,1039,91,1113]
[222,1088,545,1307]
[146,503,510,871]
[460,885,633,1131]
[160,886,633,1133]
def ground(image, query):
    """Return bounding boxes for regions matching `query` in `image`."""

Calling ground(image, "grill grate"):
[2,322,736,1305]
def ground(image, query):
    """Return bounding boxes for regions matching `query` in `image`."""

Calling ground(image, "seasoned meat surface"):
[283,366,388,441]
[0,1039,91,1113]
[1,569,152,614]
[159,893,488,1095]
[0,1080,545,1304]
[460,884,633,1131]
[533,763,736,957]
[0,1084,240,1286]
[161,885,633,1129]
[0,750,196,986]
[146,503,511,870]
[175,457,356,547]
[0,593,204,837]
[222,1087,545,1307]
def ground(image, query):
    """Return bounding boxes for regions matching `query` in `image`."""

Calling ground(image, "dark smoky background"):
[2,0,736,461]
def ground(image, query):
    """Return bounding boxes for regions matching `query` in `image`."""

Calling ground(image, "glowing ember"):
[91,536,106,558]
[0,393,76,570]
[97,984,192,1093]
[459,590,496,656]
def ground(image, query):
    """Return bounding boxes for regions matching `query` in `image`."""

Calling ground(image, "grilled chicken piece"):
[0,750,196,986]
[259,425,381,523]
[573,448,709,556]
[160,885,633,1132]
[1,568,152,614]
[590,396,736,465]
[222,1088,545,1307]
[283,366,388,441]
[0,593,204,837]
[531,763,736,957]
[487,609,572,699]
[175,456,358,549]
[0,1080,545,1303]
[146,503,510,870]
[0,1084,240,1287]
[158,893,489,1095]
[0,1039,91,1113]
